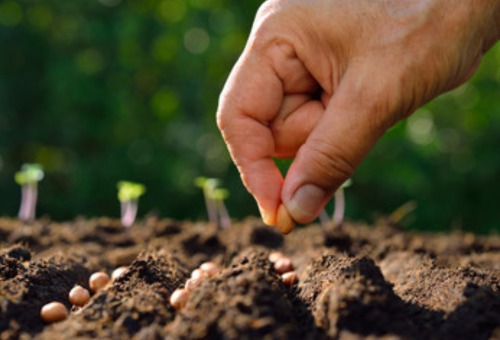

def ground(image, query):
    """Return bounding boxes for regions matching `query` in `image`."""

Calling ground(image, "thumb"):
[281,65,396,224]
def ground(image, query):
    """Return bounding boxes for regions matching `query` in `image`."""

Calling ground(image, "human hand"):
[217,0,500,227]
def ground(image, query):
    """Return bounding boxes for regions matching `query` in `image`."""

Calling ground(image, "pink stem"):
[18,184,37,222]
[333,189,345,226]
[217,200,231,229]
[204,192,217,225]
[121,200,138,227]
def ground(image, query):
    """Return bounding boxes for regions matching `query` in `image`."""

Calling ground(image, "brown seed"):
[68,285,90,307]
[89,272,110,293]
[199,262,219,278]
[191,268,208,280]
[268,251,283,263]
[185,277,202,291]
[276,204,295,235]
[170,288,189,310]
[111,266,127,281]
[282,271,298,286]
[274,257,294,274]
[40,302,68,323]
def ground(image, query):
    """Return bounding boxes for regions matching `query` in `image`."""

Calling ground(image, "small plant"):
[319,179,352,228]
[14,163,44,222]
[117,181,146,227]
[195,177,231,229]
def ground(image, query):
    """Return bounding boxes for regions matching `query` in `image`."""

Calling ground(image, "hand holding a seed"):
[217,0,500,231]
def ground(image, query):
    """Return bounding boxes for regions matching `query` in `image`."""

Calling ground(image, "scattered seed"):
[191,268,208,280]
[276,204,295,235]
[274,257,294,274]
[268,251,283,263]
[185,277,202,290]
[111,266,127,281]
[68,285,90,307]
[199,262,219,278]
[170,288,189,310]
[282,271,298,286]
[89,272,110,293]
[40,302,68,323]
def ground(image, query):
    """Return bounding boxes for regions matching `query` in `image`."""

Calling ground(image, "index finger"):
[217,50,284,226]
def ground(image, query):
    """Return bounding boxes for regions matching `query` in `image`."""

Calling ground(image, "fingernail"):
[288,184,326,223]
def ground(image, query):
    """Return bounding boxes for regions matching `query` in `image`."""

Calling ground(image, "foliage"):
[0,0,499,233]
[14,163,44,185]
[117,181,145,202]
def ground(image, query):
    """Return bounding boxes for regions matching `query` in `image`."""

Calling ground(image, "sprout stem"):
[216,198,231,229]
[121,199,138,228]
[203,188,218,225]
[19,183,38,222]
[15,163,44,223]
[332,188,345,227]
[117,181,145,227]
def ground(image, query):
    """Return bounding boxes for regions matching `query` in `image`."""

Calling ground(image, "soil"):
[0,216,499,339]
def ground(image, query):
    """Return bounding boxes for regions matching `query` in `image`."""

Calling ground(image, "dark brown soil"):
[0,216,499,339]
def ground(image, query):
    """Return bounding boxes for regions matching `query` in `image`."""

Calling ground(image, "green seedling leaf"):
[211,188,229,201]
[194,176,207,189]
[195,177,220,194]
[15,163,44,185]
[117,181,146,202]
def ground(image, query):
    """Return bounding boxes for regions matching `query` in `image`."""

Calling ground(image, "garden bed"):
[0,216,499,339]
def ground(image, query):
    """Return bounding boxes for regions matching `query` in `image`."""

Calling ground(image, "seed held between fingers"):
[170,288,189,310]
[276,204,295,234]
[282,271,298,286]
[68,285,90,306]
[40,302,68,323]
[274,257,294,274]
[89,272,110,293]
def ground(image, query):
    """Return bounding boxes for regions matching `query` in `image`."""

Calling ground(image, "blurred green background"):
[1,0,499,233]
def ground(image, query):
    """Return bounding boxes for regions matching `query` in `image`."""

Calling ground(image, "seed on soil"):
[199,262,219,277]
[268,251,283,263]
[170,288,189,310]
[276,204,295,234]
[40,302,68,323]
[282,271,298,286]
[274,257,294,274]
[68,285,90,306]
[89,272,110,293]
[111,266,127,280]
[185,277,202,290]
[191,268,208,280]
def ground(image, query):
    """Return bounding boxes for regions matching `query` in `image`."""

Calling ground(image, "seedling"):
[14,163,44,222]
[195,177,231,229]
[117,181,146,227]
[319,179,352,228]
